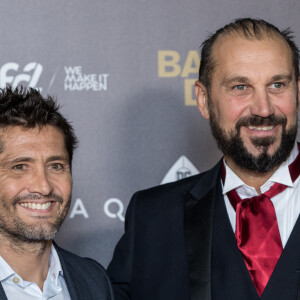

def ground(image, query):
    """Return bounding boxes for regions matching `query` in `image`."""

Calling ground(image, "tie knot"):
[239,193,270,214]
[246,193,268,203]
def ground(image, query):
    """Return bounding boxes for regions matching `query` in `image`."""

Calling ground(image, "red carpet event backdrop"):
[1,0,300,267]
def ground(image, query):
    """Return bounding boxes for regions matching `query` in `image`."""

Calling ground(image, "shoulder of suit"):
[54,244,114,299]
[129,160,222,208]
[54,244,107,276]
[136,160,222,197]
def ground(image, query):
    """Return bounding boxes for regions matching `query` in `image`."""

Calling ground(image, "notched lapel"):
[184,188,216,300]
[184,162,221,300]
[54,244,90,300]
[60,264,84,300]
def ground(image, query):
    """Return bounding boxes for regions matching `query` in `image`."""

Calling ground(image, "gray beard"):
[0,192,70,244]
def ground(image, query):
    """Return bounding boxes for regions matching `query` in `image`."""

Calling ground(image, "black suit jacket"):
[0,243,115,300]
[107,161,222,300]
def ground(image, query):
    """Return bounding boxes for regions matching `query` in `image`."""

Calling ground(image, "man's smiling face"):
[0,125,72,242]
[197,33,300,172]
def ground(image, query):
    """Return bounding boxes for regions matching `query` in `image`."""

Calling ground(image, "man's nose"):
[28,168,53,196]
[250,89,274,117]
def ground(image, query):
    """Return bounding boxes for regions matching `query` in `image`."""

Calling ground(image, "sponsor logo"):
[158,50,199,106]
[103,156,199,222]
[0,62,44,90]
[161,155,199,184]
[64,66,109,91]
[69,197,125,221]
[69,198,89,219]
[104,198,125,222]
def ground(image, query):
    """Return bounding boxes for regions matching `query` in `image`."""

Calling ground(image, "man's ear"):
[194,81,210,119]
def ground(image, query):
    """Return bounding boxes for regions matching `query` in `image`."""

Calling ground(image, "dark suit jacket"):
[107,161,222,300]
[0,243,115,300]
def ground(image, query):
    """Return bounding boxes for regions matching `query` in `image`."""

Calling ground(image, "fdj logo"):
[0,62,43,89]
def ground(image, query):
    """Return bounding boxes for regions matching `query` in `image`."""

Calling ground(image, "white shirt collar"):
[48,244,64,286]
[222,143,299,196]
[0,256,14,282]
[0,244,63,287]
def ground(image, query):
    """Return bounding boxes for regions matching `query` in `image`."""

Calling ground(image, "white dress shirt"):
[223,143,300,248]
[0,245,71,300]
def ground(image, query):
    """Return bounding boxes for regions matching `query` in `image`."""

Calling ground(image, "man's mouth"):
[236,114,287,134]
[247,126,274,131]
[19,202,53,210]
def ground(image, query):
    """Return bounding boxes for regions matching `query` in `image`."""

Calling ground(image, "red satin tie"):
[221,144,300,297]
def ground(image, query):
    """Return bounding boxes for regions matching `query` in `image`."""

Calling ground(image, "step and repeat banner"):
[1,0,300,267]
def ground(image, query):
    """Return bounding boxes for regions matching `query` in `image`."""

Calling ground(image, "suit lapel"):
[184,161,221,300]
[0,283,7,300]
[54,243,89,300]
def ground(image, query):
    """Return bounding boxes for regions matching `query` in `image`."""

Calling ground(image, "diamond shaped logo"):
[160,155,199,184]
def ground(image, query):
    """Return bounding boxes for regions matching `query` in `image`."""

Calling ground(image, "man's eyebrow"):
[221,76,250,86]
[2,155,69,165]
[0,157,34,168]
[46,155,69,163]
[8,157,34,164]
[270,74,293,82]
[221,74,293,87]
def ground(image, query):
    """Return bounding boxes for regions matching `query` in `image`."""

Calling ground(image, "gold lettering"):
[181,51,200,78]
[184,79,197,106]
[158,51,181,77]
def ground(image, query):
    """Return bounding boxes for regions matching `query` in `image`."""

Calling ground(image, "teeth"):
[20,202,52,210]
[248,126,273,131]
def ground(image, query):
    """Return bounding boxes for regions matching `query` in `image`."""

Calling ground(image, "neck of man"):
[224,156,280,194]
[0,233,52,291]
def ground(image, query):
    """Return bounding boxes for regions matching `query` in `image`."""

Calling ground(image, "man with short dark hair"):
[0,86,114,300]
[108,18,300,299]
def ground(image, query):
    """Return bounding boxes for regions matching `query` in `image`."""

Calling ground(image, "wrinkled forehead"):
[211,31,294,74]
[0,125,67,153]
[215,28,291,52]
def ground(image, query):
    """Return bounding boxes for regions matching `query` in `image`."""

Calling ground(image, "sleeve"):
[106,192,139,300]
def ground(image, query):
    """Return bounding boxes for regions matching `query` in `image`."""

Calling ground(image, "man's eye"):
[49,163,63,170]
[271,82,283,89]
[234,85,246,91]
[12,164,27,170]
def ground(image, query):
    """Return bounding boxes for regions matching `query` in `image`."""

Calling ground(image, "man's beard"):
[0,192,71,243]
[208,102,298,173]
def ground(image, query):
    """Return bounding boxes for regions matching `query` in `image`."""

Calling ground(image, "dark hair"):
[0,85,78,165]
[199,18,300,92]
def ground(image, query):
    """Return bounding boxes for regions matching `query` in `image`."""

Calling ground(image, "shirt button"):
[246,190,251,196]
[12,277,20,284]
